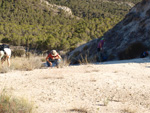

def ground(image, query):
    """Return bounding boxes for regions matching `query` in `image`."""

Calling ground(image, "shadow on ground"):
[95,57,150,65]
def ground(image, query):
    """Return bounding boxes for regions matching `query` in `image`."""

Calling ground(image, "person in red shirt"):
[97,38,105,51]
[46,50,61,67]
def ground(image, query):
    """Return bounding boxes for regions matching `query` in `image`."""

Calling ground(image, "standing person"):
[97,38,105,62]
[46,50,61,68]
[0,44,11,67]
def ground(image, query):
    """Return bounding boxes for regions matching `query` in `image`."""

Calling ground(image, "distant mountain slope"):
[47,0,141,19]
[0,0,75,25]
[68,0,150,64]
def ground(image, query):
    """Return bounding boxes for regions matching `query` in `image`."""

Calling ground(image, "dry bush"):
[0,66,10,73]
[0,90,34,113]
[0,54,43,73]
[78,54,89,64]
[40,57,46,62]
[10,56,43,71]
[78,54,97,65]
[59,57,70,67]
[0,53,70,73]
[11,49,26,57]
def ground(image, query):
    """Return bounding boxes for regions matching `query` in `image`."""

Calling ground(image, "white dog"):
[0,48,11,67]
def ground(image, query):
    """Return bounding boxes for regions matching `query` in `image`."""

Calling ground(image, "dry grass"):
[59,57,70,67]
[78,55,89,65]
[11,57,42,71]
[78,54,97,65]
[0,90,34,113]
[0,55,44,73]
[0,66,10,73]
[0,54,71,73]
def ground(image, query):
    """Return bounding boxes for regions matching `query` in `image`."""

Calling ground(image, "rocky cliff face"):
[69,0,150,64]
[103,0,150,59]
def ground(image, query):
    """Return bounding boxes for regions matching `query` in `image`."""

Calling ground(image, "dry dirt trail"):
[0,58,150,113]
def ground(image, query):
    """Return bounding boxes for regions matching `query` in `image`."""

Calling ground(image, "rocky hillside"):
[0,0,131,51]
[68,0,150,64]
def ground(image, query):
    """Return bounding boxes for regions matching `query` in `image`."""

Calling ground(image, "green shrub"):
[12,49,25,57]
[1,38,11,43]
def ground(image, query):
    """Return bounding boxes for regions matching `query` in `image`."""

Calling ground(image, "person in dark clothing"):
[97,38,105,62]
[140,51,150,58]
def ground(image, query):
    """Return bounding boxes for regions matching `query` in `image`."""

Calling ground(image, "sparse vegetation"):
[78,53,97,65]
[78,54,89,65]
[11,49,26,57]
[0,90,34,113]
[0,55,43,73]
[59,57,70,67]
[11,57,42,71]
[0,53,71,73]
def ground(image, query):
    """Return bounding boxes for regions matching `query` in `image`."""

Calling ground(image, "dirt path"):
[0,58,150,113]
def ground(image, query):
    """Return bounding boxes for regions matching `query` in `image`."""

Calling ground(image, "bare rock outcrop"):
[40,0,72,15]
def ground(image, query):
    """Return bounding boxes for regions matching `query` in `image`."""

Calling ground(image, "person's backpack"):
[140,51,148,58]
[101,53,107,61]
